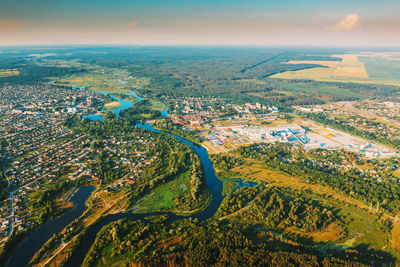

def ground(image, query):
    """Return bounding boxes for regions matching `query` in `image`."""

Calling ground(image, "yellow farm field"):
[279,60,339,80]
[0,69,19,77]
[271,53,400,86]
[331,54,369,78]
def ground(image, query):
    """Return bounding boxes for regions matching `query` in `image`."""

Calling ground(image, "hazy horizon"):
[1,0,399,47]
[1,44,400,49]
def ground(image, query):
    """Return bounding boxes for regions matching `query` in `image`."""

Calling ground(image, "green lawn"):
[337,205,389,249]
[150,100,167,111]
[130,170,190,213]
[215,172,238,196]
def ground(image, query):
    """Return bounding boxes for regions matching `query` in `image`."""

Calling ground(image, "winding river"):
[7,186,95,267]
[64,122,224,266]
[82,90,146,121]
[8,89,224,266]
[75,86,169,121]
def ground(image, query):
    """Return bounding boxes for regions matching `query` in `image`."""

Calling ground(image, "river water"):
[9,89,222,266]
[63,122,225,266]
[74,86,169,121]
[7,186,95,267]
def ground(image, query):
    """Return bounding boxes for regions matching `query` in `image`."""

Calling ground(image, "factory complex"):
[204,121,397,158]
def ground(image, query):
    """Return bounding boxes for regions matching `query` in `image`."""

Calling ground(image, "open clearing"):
[150,99,167,111]
[104,101,121,110]
[130,170,191,213]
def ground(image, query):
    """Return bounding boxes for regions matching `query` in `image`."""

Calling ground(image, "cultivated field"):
[282,60,339,79]
[0,69,19,77]
[271,52,400,86]
[359,55,400,80]
[332,54,369,78]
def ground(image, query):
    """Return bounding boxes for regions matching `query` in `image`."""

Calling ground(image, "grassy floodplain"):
[103,101,121,110]
[51,66,150,94]
[130,169,210,214]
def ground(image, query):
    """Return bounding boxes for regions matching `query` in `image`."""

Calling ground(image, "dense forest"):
[228,186,339,232]
[216,185,264,217]
[2,47,400,107]
[210,154,244,171]
[152,118,203,144]
[82,217,388,266]
[119,100,161,122]
[0,56,86,85]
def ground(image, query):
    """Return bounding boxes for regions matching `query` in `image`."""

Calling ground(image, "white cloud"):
[335,14,362,31]
[126,21,140,27]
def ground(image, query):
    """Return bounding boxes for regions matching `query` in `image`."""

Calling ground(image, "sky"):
[0,0,399,47]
